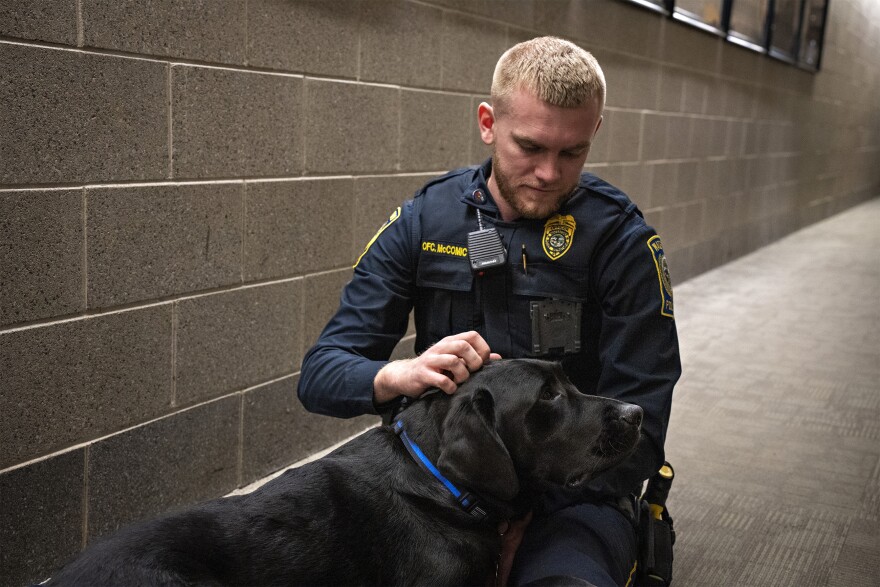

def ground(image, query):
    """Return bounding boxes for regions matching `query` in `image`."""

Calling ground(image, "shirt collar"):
[460,158,500,215]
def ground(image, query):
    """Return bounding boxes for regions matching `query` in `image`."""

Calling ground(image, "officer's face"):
[479,89,602,221]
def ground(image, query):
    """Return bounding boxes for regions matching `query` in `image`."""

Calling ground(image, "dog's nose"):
[620,404,643,428]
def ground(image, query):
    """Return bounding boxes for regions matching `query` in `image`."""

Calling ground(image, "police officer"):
[298,36,680,587]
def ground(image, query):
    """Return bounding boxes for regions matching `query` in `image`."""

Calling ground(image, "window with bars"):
[621,0,829,71]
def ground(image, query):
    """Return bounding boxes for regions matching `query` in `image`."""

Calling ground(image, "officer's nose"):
[534,155,561,185]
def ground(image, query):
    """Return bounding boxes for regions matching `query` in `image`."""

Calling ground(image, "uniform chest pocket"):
[416,253,473,291]
[510,260,590,302]
[415,254,476,345]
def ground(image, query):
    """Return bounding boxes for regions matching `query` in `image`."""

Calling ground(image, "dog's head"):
[435,359,642,502]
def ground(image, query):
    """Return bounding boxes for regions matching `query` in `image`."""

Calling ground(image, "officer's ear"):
[478,102,496,146]
[593,114,603,138]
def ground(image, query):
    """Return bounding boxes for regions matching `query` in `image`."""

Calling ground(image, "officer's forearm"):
[298,345,386,418]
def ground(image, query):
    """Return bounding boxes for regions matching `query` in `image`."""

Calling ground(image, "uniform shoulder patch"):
[542,214,576,260]
[354,207,401,268]
[647,235,674,318]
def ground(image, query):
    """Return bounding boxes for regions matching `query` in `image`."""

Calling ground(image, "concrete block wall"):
[1,0,877,584]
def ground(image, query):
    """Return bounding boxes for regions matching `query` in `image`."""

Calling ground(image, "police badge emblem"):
[542,214,576,260]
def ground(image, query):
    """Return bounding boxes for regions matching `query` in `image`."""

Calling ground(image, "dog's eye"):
[540,387,556,401]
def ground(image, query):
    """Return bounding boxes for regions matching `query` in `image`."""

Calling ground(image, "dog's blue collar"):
[393,419,489,522]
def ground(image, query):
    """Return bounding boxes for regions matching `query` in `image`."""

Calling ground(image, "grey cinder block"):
[641,112,668,162]
[431,0,535,29]
[359,1,444,88]
[304,80,400,174]
[0,0,77,45]
[244,178,355,281]
[171,65,304,178]
[0,190,84,326]
[0,306,173,470]
[242,376,303,482]
[86,396,240,540]
[649,162,679,209]
[661,22,721,73]
[534,0,619,53]
[241,375,378,483]
[440,12,508,93]
[719,41,765,83]
[81,0,247,64]
[658,66,686,113]
[666,115,694,161]
[604,109,642,163]
[174,281,301,405]
[0,450,85,587]
[0,44,168,185]
[87,183,244,308]
[247,0,360,77]
[618,163,655,210]
[616,56,661,111]
[400,90,472,172]
[681,72,709,114]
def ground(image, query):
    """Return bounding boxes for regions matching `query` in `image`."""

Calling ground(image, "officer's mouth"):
[522,185,561,195]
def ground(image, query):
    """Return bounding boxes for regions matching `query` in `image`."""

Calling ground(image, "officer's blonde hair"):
[491,36,606,115]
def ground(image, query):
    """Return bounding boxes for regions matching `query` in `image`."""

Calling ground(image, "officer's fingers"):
[449,340,488,374]
[417,367,457,395]
[445,357,471,384]
[426,337,480,370]
[421,353,469,385]
[489,353,502,361]
[454,331,494,363]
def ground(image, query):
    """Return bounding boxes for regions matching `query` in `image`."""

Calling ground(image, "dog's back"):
[49,427,496,586]
[48,359,641,586]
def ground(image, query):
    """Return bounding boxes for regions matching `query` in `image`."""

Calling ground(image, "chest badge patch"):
[647,235,674,318]
[542,214,576,261]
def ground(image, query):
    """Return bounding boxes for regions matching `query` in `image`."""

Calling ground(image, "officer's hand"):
[373,331,501,404]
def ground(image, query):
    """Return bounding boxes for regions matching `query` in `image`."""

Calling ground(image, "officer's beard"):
[492,152,576,220]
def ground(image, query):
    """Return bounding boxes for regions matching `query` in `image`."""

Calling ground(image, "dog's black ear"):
[437,388,519,502]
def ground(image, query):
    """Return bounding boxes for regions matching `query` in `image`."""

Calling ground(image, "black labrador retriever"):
[48,359,642,586]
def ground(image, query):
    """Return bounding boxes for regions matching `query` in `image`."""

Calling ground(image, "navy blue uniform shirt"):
[298,159,680,498]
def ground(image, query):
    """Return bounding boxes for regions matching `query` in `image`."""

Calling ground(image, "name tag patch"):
[422,240,468,258]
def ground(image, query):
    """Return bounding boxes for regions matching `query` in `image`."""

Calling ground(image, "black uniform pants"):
[509,501,638,587]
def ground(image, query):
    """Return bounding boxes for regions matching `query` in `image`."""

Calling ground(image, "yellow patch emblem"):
[542,214,576,260]
[647,235,674,318]
[354,207,401,267]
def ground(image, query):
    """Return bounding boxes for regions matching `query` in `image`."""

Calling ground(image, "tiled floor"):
[665,198,880,586]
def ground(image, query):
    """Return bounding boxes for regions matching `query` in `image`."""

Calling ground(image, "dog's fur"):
[49,359,642,586]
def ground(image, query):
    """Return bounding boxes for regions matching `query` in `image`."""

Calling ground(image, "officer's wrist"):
[372,363,400,405]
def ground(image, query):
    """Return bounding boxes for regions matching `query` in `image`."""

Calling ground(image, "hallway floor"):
[665,198,880,586]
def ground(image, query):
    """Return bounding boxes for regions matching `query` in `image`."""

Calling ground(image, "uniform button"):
[473,189,485,203]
